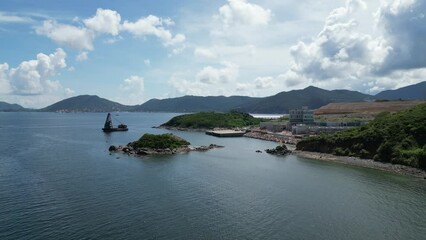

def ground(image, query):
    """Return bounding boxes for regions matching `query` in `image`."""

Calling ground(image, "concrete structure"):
[291,124,309,135]
[260,122,287,132]
[289,107,314,124]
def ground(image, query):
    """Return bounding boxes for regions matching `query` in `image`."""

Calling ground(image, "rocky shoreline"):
[159,126,300,145]
[155,126,426,179]
[244,131,299,144]
[154,126,209,132]
[293,150,426,179]
[109,144,224,156]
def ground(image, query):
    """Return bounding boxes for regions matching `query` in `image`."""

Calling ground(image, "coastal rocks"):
[109,143,224,157]
[293,150,426,179]
[244,131,299,145]
[265,145,292,156]
[192,144,225,151]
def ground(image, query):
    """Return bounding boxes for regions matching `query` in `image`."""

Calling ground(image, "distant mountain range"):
[375,81,426,100]
[1,81,425,113]
[134,96,259,112]
[0,101,26,111]
[234,86,372,113]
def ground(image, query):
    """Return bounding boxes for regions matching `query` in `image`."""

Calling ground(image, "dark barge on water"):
[102,113,128,132]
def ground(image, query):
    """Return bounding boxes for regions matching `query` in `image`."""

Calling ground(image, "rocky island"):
[109,133,223,156]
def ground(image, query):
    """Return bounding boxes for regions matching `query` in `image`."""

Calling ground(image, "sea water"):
[0,112,425,239]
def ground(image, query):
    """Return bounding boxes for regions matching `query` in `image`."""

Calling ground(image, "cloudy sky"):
[0,0,425,108]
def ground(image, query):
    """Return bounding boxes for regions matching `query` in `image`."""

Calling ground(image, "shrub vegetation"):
[130,133,190,150]
[296,104,426,170]
[161,111,262,129]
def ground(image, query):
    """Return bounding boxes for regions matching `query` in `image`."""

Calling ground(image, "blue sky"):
[0,0,425,108]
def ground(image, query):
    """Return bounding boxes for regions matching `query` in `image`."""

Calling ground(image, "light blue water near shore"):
[0,112,425,239]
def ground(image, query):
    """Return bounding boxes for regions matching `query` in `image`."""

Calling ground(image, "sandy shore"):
[293,150,426,179]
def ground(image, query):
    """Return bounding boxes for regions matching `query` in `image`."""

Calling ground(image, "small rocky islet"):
[109,133,223,156]
[265,145,292,155]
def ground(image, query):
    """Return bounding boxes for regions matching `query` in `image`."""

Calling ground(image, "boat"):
[102,113,128,132]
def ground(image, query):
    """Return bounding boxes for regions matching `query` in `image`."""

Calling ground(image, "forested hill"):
[375,81,426,100]
[161,111,262,129]
[134,95,258,113]
[40,95,134,112]
[235,86,372,113]
[297,103,426,170]
[0,101,26,111]
[135,86,372,113]
[9,81,424,113]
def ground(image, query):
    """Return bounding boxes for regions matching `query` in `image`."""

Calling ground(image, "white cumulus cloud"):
[36,9,185,53]
[83,8,121,36]
[36,20,95,50]
[276,0,426,93]
[122,15,185,46]
[196,62,239,84]
[0,63,12,94]
[8,48,67,95]
[218,0,271,27]
[376,0,426,73]
[0,49,74,108]
[117,75,145,105]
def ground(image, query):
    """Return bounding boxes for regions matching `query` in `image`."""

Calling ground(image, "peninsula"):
[160,111,262,131]
[296,103,426,171]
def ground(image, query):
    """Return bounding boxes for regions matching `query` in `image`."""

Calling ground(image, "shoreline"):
[244,131,299,144]
[293,150,426,179]
[157,126,426,179]
[155,126,210,132]
[109,144,224,156]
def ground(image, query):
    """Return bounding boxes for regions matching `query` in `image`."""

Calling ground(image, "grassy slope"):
[297,103,426,170]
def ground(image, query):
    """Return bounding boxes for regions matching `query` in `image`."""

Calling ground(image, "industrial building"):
[289,106,314,124]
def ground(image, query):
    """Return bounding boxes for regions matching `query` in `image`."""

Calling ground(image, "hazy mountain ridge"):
[0,101,26,111]
[375,81,426,100]
[2,81,425,113]
[235,86,373,113]
[134,95,259,113]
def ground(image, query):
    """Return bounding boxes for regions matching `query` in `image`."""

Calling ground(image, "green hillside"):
[134,95,258,112]
[0,101,26,111]
[236,86,371,113]
[375,81,426,100]
[129,133,190,150]
[297,104,426,170]
[161,111,262,129]
[41,95,134,112]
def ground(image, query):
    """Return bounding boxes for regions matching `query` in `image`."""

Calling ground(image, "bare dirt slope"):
[315,101,425,115]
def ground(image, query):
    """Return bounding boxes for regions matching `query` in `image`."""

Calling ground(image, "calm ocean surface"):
[0,112,425,239]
